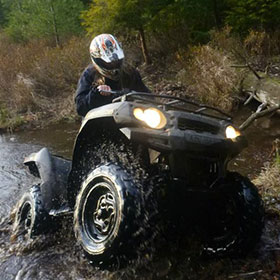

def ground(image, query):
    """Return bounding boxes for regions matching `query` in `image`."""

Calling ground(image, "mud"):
[0,116,280,280]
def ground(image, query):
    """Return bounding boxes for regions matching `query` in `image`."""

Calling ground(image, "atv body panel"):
[71,96,246,187]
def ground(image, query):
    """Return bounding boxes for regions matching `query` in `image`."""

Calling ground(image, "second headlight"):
[225,125,241,139]
[133,107,167,129]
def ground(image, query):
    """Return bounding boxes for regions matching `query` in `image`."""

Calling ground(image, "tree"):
[0,2,5,26]
[226,0,280,34]
[0,0,13,27]
[80,0,91,7]
[82,0,170,64]
[4,0,84,45]
[149,0,229,45]
[82,0,231,62]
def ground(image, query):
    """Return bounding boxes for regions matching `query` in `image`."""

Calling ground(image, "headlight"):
[133,107,167,129]
[226,125,241,139]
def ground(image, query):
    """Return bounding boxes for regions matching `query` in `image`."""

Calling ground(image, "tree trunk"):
[139,27,151,65]
[212,0,222,28]
[16,0,23,11]
[49,0,60,47]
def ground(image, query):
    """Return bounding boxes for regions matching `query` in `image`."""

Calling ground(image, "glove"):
[97,85,112,96]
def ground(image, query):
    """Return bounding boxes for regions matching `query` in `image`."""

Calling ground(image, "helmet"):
[89,34,124,81]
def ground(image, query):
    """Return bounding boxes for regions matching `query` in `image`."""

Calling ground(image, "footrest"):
[49,205,73,217]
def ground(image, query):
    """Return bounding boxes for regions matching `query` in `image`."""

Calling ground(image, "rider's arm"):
[122,65,151,93]
[132,69,151,93]
[75,66,113,117]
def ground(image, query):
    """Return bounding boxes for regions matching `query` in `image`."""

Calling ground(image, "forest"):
[0,0,279,129]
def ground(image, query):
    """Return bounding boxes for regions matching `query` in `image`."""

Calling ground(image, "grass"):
[0,107,25,132]
[253,139,280,215]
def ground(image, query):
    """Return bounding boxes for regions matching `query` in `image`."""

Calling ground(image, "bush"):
[244,30,280,57]
[210,27,280,70]
[32,37,89,99]
[0,35,90,129]
[0,34,37,114]
[176,44,241,111]
[209,27,244,58]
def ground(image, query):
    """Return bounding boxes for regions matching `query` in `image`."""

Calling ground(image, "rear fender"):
[24,148,71,212]
[24,148,52,181]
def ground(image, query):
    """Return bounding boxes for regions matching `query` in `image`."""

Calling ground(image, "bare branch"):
[231,63,262,80]
[243,90,256,105]
[247,63,262,80]
[231,64,249,68]
[239,104,280,131]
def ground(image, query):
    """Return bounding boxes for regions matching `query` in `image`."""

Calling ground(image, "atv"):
[13,91,264,267]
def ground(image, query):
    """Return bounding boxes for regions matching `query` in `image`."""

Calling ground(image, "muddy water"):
[230,108,280,177]
[0,114,280,280]
[0,123,111,280]
[0,135,39,218]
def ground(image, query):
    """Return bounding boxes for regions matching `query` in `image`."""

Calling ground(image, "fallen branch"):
[228,270,263,279]
[239,104,280,131]
[243,90,257,105]
[265,247,280,252]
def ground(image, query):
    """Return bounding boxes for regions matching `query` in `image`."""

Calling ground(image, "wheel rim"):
[83,181,118,243]
[19,201,32,234]
[204,196,240,251]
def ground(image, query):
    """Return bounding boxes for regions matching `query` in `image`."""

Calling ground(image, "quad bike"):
[13,90,264,267]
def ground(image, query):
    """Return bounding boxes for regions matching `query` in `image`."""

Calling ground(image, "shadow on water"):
[0,127,121,280]
[0,113,279,280]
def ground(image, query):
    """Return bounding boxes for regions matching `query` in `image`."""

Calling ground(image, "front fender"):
[68,102,137,206]
[71,101,135,168]
[79,101,138,133]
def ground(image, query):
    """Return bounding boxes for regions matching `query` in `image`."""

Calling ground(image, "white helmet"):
[89,34,124,81]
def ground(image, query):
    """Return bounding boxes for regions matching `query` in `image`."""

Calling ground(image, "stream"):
[0,111,280,280]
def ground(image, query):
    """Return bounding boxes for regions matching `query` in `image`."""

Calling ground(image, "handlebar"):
[99,89,232,121]
[99,89,132,97]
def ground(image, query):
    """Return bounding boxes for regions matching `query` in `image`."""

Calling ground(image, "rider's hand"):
[97,85,112,96]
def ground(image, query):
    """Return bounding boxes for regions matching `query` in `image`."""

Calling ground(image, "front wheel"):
[202,172,264,256]
[74,163,158,268]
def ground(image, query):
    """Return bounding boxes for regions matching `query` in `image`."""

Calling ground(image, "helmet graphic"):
[90,34,124,81]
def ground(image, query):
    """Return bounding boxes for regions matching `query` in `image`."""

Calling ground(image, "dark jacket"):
[75,64,150,117]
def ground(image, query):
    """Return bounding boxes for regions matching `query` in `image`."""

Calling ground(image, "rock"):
[242,72,280,108]
[256,118,271,129]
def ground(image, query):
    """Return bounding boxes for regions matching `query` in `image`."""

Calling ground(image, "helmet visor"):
[93,57,123,70]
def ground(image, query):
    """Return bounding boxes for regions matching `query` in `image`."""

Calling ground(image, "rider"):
[75,34,150,117]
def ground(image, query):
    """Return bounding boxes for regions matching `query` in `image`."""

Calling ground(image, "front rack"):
[113,92,232,121]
